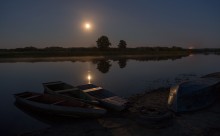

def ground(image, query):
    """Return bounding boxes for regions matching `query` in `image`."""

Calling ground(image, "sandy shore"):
[20,86,220,136]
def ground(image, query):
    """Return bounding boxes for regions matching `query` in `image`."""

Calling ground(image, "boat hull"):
[14,92,106,118]
[168,78,220,113]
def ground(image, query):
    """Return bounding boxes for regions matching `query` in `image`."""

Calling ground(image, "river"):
[0,54,220,135]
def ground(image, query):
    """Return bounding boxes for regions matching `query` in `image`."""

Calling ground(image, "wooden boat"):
[14,92,106,117]
[43,81,98,104]
[168,78,220,113]
[77,84,127,111]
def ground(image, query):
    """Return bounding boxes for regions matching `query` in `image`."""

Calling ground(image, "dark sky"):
[1,0,220,49]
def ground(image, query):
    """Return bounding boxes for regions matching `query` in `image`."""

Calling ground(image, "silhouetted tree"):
[96,36,111,50]
[96,60,112,73]
[117,40,127,49]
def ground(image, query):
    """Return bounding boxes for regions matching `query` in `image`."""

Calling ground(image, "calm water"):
[1,54,220,135]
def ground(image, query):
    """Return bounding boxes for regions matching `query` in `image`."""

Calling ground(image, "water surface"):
[1,54,220,135]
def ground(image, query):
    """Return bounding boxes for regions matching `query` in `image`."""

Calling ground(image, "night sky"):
[1,0,220,49]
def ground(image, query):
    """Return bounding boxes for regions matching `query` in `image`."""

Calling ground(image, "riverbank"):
[0,53,189,63]
[1,46,220,59]
[21,86,220,136]
[0,47,188,58]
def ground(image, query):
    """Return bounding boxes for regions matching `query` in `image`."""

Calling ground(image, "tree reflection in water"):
[91,54,188,74]
[96,60,112,73]
[118,59,127,68]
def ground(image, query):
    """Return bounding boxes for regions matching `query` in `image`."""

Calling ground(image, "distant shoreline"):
[1,47,220,62]
[0,53,190,63]
[0,48,189,58]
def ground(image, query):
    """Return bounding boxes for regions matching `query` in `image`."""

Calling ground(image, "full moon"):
[84,22,91,30]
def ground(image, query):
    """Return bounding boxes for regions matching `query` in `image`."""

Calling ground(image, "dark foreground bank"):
[20,86,220,136]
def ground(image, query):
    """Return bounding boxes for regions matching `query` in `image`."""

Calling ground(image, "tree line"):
[0,35,187,52]
[1,35,220,53]
[1,35,219,58]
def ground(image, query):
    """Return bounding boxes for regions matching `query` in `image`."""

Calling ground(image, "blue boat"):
[168,78,220,112]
